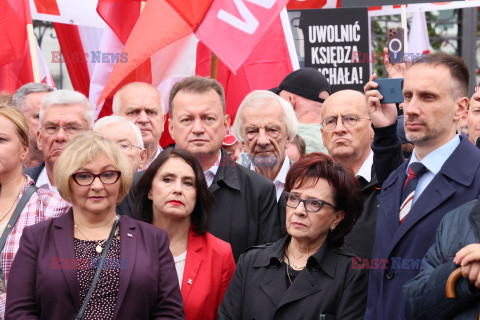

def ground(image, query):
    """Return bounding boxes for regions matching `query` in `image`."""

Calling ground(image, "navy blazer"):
[5,211,184,319]
[365,135,480,320]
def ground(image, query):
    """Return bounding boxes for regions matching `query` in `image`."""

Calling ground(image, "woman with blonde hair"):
[6,132,184,319]
[0,106,70,317]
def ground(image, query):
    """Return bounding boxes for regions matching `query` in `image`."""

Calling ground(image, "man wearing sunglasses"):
[320,90,378,261]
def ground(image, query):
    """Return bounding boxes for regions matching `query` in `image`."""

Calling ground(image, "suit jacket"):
[23,162,45,184]
[365,135,480,320]
[182,228,235,320]
[5,211,184,320]
[218,236,368,320]
[118,149,281,261]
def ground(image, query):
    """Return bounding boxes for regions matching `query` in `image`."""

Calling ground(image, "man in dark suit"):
[320,90,379,260]
[119,77,281,260]
[363,53,480,320]
[24,90,94,189]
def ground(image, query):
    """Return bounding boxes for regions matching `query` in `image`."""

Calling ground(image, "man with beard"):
[363,53,480,320]
[232,90,298,201]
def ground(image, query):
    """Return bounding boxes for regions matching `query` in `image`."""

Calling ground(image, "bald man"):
[113,82,165,169]
[321,90,378,260]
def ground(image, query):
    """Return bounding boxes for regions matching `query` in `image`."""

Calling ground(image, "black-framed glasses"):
[284,192,337,213]
[322,115,370,130]
[71,170,121,186]
[43,125,84,135]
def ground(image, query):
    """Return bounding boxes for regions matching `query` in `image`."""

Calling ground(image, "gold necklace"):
[74,224,108,254]
[0,177,26,224]
[74,215,118,254]
[285,247,306,269]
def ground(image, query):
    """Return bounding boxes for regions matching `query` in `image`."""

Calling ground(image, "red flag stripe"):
[32,0,60,15]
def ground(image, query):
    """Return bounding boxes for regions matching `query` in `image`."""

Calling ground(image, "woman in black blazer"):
[219,153,368,320]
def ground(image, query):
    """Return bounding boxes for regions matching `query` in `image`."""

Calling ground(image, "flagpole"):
[25,0,40,82]
[210,53,218,80]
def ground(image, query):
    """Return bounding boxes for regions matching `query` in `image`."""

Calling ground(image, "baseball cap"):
[270,68,331,103]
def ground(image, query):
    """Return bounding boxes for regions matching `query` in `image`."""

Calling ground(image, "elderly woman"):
[0,106,70,317]
[219,153,367,320]
[6,133,184,319]
[135,148,235,320]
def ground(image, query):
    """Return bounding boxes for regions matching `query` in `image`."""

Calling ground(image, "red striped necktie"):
[399,162,428,224]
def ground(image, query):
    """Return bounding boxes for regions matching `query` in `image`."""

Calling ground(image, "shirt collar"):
[37,167,57,192]
[408,135,460,175]
[355,150,373,183]
[204,152,222,177]
[145,145,163,168]
[249,155,290,183]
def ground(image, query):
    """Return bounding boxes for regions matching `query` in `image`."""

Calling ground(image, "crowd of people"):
[0,47,479,319]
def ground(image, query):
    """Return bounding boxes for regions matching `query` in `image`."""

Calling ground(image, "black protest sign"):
[299,7,369,92]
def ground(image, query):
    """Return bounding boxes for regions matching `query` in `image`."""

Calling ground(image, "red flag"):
[196,15,294,124]
[97,0,141,45]
[195,0,289,72]
[0,0,34,92]
[287,0,340,9]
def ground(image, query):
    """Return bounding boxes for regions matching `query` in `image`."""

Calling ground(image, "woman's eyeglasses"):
[71,170,121,186]
[284,192,337,213]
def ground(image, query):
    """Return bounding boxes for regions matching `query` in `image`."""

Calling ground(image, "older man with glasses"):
[320,89,378,260]
[24,90,94,191]
[94,115,147,173]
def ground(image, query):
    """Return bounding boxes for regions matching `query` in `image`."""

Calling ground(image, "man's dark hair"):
[411,52,469,99]
[290,135,306,156]
[134,148,214,235]
[169,76,226,116]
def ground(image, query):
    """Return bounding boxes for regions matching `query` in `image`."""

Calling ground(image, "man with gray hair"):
[112,82,165,169]
[24,90,94,190]
[232,90,298,201]
[94,115,147,172]
[12,83,54,167]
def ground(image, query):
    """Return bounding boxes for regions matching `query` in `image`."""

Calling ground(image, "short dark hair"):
[134,148,214,235]
[284,153,363,248]
[290,135,306,156]
[169,76,226,116]
[411,52,470,98]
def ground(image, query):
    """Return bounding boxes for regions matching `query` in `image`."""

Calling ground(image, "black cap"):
[270,68,331,103]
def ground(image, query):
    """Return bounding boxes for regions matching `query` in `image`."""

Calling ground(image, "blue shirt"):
[408,135,460,204]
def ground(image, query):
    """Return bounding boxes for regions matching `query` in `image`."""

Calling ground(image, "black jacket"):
[218,236,368,320]
[342,166,380,260]
[117,149,281,261]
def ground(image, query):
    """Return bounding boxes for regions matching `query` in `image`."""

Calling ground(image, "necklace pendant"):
[96,245,103,254]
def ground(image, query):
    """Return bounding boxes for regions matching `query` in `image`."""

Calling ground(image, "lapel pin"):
[127,233,133,238]
[187,279,193,285]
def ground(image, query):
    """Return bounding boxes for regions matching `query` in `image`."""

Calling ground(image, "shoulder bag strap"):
[75,216,120,320]
[0,184,38,281]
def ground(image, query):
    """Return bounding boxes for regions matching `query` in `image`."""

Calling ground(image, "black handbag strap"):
[75,215,120,320]
[0,184,38,281]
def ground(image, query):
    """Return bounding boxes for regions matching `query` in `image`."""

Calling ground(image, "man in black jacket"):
[320,90,379,260]
[119,77,281,260]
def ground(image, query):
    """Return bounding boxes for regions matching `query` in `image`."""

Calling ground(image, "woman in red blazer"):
[135,148,236,320]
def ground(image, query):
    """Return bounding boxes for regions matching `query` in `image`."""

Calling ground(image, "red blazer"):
[181,228,235,320]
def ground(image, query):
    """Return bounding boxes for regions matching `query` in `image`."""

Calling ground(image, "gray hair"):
[93,115,144,148]
[232,90,298,143]
[40,90,95,128]
[112,82,163,115]
[12,82,54,112]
